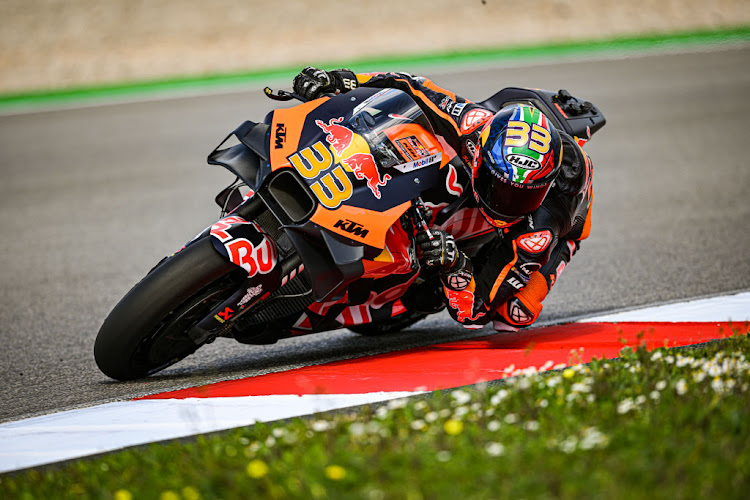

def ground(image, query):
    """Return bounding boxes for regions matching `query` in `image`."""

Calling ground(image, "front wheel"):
[94,237,244,381]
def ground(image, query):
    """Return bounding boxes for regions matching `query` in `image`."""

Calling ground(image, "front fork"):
[187,251,303,345]
[187,197,303,344]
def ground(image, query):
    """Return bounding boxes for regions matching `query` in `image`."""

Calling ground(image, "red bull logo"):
[342,152,392,199]
[315,117,354,157]
[447,289,485,323]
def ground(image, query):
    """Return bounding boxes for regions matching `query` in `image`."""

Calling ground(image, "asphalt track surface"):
[1,46,749,424]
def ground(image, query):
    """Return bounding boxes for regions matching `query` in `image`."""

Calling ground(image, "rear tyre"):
[94,237,244,381]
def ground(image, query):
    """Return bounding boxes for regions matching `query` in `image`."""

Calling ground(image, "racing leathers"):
[293,68,594,332]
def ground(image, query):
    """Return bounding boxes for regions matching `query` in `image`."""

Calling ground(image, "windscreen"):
[346,89,436,168]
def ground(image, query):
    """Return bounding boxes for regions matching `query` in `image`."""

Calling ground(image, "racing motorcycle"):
[94,83,605,380]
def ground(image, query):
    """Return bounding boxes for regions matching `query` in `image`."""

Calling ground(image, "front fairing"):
[263,87,445,216]
[250,88,448,300]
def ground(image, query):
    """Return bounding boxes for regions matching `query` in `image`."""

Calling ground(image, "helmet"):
[472,103,562,228]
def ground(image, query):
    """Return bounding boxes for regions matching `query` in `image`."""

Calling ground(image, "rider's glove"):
[293,67,359,100]
[417,229,459,268]
[417,230,474,291]
[293,67,337,100]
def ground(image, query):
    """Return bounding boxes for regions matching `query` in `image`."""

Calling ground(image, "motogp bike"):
[94,84,604,380]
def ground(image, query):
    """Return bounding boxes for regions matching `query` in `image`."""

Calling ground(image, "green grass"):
[1,26,749,112]
[2,327,749,499]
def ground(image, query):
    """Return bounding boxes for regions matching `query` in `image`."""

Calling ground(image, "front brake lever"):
[263,87,309,103]
[413,197,434,240]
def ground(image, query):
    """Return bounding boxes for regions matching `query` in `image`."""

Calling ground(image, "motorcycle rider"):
[292,67,594,332]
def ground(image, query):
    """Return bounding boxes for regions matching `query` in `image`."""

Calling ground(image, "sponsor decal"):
[505,153,542,170]
[333,219,370,238]
[445,163,464,197]
[274,123,286,149]
[292,118,395,202]
[461,108,493,133]
[224,237,277,277]
[506,276,524,290]
[439,96,454,112]
[211,216,253,242]
[396,135,429,161]
[392,153,442,174]
[237,285,264,307]
[315,117,353,157]
[288,141,352,209]
[212,217,278,278]
[341,77,358,90]
[446,289,486,323]
[342,152,391,199]
[451,102,467,117]
[214,306,234,323]
[439,97,466,117]
[517,230,553,254]
[296,112,411,202]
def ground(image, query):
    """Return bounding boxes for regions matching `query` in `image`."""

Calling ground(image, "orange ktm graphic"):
[270,98,329,169]
[310,201,410,250]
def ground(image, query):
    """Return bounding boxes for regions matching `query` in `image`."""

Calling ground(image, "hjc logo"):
[274,123,287,149]
[333,219,369,238]
[506,154,541,170]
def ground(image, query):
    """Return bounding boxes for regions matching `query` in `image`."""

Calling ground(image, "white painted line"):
[581,291,750,323]
[0,392,417,474]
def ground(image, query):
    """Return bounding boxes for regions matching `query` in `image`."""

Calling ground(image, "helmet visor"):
[474,165,552,226]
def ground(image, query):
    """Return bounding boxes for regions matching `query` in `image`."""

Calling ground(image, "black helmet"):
[472,104,562,228]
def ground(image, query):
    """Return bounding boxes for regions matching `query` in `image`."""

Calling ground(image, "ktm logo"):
[274,123,287,149]
[333,219,369,238]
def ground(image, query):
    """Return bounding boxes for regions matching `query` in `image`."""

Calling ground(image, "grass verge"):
[1,326,749,499]
[1,26,749,112]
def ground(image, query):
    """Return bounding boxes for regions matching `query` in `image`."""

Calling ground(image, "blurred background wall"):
[1,0,748,94]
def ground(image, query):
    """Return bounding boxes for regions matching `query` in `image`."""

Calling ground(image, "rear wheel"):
[94,237,244,380]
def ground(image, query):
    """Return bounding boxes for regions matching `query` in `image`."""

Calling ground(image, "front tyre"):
[94,237,243,381]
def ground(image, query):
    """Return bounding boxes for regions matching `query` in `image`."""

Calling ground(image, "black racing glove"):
[292,67,359,100]
[293,67,336,100]
[417,229,473,291]
[417,229,458,268]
